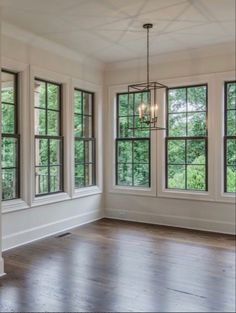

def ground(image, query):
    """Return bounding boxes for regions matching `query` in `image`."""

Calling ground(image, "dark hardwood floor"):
[0,218,235,312]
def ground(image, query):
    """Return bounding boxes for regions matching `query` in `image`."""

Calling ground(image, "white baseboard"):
[106,208,236,235]
[3,209,104,251]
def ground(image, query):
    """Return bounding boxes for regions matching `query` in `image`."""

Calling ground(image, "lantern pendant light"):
[128,23,167,130]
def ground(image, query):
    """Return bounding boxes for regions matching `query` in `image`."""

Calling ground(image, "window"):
[74,89,96,188]
[116,92,150,187]
[1,70,20,200]
[224,81,236,193]
[166,85,208,191]
[34,79,63,195]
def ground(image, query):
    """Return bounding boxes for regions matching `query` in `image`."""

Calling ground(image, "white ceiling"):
[0,0,235,63]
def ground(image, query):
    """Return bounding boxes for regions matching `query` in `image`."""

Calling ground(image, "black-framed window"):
[224,81,236,193]
[166,85,208,191]
[74,89,96,188]
[1,70,20,200]
[34,79,63,196]
[116,92,150,187]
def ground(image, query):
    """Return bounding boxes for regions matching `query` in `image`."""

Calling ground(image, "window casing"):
[74,89,96,188]
[1,70,20,200]
[34,79,63,196]
[224,81,236,193]
[116,92,151,187]
[166,85,208,191]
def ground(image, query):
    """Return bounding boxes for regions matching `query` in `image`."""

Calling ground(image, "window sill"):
[73,186,102,199]
[216,193,236,203]
[109,185,156,197]
[2,199,30,214]
[31,192,71,207]
[157,189,215,202]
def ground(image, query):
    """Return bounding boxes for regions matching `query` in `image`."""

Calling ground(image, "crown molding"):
[105,41,236,71]
[2,22,105,71]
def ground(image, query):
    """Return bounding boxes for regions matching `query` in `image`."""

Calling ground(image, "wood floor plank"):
[0,218,235,312]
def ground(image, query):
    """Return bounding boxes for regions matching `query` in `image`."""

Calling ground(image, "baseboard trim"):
[3,209,104,251]
[105,208,236,235]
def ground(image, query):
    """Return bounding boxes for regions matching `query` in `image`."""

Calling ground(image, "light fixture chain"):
[147,26,149,86]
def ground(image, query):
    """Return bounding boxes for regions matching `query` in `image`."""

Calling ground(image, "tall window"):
[1,70,19,200]
[74,89,96,188]
[116,92,150,187]
[166,85,208,191]
[224,81,236,193]
[34,79,63,195]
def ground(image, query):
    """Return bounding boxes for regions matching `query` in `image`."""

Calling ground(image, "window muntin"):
[224,81,236,193]
[74,89,96,188]
[1,70,20,200]
[166,85,208,191]
[116,92,151,187]
[34,79,63,196]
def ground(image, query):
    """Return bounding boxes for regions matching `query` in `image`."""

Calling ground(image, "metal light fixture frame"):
[128,23,167,131]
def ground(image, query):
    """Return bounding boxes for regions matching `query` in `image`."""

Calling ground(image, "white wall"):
[1,25,105,252]
[104,42,236,235]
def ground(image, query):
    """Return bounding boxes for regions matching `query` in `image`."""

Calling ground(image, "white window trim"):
[29,66,71,206]
[108,84,157,197]
[71,78,103,198]
[1,58,30,213]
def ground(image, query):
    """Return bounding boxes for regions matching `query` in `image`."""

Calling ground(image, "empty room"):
[0,0,235,312]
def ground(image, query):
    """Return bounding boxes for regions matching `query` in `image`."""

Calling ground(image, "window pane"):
[187,165,205,190]
[134,164,149,187]
[74,114,82,137]
[2,103,15,133]
[75,140,84,163]
[187,139,206,164]
[187,86,206,111]
[83,93,92,115]
[50,139,61,165]
[168,113,186,136]
[118,117,133,138]
[85,164,94,186]
[35,166,49,194]
[118,94,129,116]
[74,90,82,114]
[227,110,236,136]
[168,140,185,164]
[2,137,17,168]
[35,108,46,135]
[84,140,94,163]
[134,116,150,138]
[227,82,236,110]
[2,168,17,200]
[35,138,48,166]
[48,83,59,110]
[226,166,236,193]
[50,166,61,192]
[117,163,132,186]
[1,72,15,103]
[83,116,92,138]
[134,92,143,113]
[226,139,236,165]
[75,164,84,188]
[48,110,59,135]
[134,140,149,163]
[168,88,186,113]
[167,165,185,189]
[35,80,46,108]
[117,141,132,163]
[187,112,206,136]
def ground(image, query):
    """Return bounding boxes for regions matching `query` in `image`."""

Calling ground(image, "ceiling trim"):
[105,41,236,71]
[2,22,105,71]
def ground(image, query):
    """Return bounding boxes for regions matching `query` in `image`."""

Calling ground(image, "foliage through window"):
[34,79,63,195]
[224,81,236,193]
[116,92,150,187]
[1,70,19,200]
[166,85,208,191]
[74,89,96,188]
